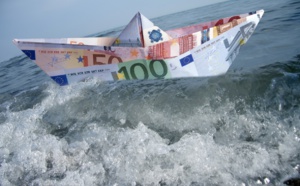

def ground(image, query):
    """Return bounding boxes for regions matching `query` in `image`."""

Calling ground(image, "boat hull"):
[13,10,264,86]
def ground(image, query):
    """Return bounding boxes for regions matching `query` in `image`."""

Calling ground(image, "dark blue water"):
[1,0,300,185]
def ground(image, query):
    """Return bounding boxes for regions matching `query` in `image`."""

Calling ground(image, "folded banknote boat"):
[13,10,264,86]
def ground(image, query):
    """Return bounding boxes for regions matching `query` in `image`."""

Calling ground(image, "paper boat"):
[13,10,264,86]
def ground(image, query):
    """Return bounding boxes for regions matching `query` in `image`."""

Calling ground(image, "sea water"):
[1,0,300,185]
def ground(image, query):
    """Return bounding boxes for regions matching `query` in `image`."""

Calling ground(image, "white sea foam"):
[0,80,298,185]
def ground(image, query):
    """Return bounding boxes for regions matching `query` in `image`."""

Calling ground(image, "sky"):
[0,0,226,62]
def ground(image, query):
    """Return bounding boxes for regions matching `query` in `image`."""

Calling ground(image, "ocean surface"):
[1,0,300,185]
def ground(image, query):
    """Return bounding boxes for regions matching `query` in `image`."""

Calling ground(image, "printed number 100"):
[118,60,168,80]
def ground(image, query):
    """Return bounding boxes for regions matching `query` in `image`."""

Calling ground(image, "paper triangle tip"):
[112,12,172,48]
